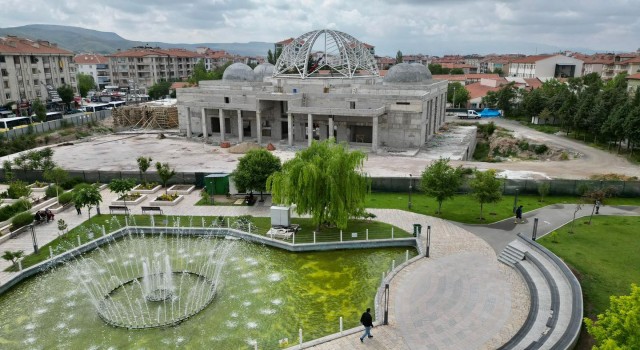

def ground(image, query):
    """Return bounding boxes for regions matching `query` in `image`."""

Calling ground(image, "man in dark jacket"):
[359,308,374,342]
[515,205,524,224]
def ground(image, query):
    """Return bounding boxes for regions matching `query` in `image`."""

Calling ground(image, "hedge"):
[10,212,34,231]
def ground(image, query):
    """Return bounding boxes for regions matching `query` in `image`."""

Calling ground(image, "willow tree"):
[267,139,369,230]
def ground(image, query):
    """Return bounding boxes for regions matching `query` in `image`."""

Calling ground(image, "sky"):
[1,0,639,56]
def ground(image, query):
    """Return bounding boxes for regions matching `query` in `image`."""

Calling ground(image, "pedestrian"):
[595,200,601,214]
[515,205,523,224]
[75,203,82,215]
[359,308,374,343]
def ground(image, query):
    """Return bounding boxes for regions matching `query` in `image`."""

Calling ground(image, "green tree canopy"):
[73,183,102,219]
[156,162,176,193]
[32,99,47,122]
[420,158,463,214]
[188,59,216,85]
[232,149,281,201]
[147,81,172,100]
[585,283,640,350]
[136,156,153,184]
[447,82,470,108]
[396,50,403,63]
[43,166,68,203]
[108,178,136,208]
[449,68,465,75]
[469,169,503,220]
[267,49,275,64]
[267,139,369,230]
[56,84,74,110]
[77,73,96,97]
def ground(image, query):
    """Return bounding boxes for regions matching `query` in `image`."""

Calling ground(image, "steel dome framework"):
[273,29,379,79]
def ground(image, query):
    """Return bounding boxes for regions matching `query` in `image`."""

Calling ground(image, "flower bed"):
[28,182,49,193]
[111,193,147,206]
[149,193,184,206]
[132,183,162,194]
[167,184,196,195]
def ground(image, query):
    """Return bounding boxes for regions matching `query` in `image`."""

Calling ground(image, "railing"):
[0,110,110,140]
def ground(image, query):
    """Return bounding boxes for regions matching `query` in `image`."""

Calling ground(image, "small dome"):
[222,63,255,81]
[253,63,275,81]
[383,63,432,84]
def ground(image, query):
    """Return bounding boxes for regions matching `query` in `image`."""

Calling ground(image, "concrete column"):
[186,107,192,138]
[420,101,428,144]
[328,117,334,140]
[201,107,207,143]
[440,93,446,125]
[219,109,226,142]
[256,107,262,144]
[432,98,438,134]
[372,116,379,152]
[307,113,313,146]
[237,110,243,142]
[287,113,293,146]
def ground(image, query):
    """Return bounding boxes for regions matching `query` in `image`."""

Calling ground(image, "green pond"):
[0,235,415,349]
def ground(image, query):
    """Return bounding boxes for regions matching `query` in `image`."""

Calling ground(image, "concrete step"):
[497,243,525,266]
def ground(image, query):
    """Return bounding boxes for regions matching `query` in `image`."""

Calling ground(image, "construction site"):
[111,99,179,129]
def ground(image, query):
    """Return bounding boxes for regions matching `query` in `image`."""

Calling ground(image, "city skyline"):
[0,0,639,56]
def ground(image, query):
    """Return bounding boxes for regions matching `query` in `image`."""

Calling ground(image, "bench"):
[109,205,130,214]
[141,206,163,215]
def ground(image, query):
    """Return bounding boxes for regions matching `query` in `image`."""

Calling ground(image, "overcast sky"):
[1,0,639,56]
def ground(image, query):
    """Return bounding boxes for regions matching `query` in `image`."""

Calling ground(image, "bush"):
[0,199,31,221]
[45,185,63,199]
[61,177,84,190]
[517,140,529,151]
[58,191,74,205]
[477,122,496,136]
[534,144,549,154]
[7,180,31,199]
[10,212,34,231]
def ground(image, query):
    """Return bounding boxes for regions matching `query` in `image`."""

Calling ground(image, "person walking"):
[515,205,524,224]
[75,203,82,215]
[359,308,374,343]
[595,200,601,214]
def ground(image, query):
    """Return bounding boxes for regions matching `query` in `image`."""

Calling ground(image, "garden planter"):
[28,183,49,193]
[167,185,195,195]
[111,194,147,206]
[132,184,162,194]
[149,195,184,206]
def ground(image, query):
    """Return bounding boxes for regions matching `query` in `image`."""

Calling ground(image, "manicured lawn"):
[537,216,640,317]
[365,193,579,224]
[8,214,409,271]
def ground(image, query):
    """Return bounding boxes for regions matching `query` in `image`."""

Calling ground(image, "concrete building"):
[626,73,640,93]
[107,47,202,93]
[177,29,448,151]
[73,53,110,89]
[508,54,584,79]
[0,36,77,106]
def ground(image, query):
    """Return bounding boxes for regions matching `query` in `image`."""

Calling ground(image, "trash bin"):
[413,224,422,237]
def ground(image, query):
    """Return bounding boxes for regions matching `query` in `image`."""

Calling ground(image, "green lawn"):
[7,214,409,272]
[538,216,640,315]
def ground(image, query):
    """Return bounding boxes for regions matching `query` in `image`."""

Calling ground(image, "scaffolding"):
[112,105,179,129]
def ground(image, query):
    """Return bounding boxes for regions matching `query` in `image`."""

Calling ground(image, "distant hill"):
[0,24,272,57]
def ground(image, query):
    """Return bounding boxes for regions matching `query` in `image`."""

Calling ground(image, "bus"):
[108,101,126,109]
[45,111,64,121]
[0,116,33,132]
[83,103,110,113]
[0,110,17,118]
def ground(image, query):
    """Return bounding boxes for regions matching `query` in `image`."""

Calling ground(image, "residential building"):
[626,73,640,93]
[581,54,615,79]
[108,47,202,93]
[0,35,77,106]
[440,63,478,74]
[375,56,396,70]
[74,53,110,89]
[433,73,501,85]
[508,54,583,79]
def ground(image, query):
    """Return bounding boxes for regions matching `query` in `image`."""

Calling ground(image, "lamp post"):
[30,224,38,253]
[408,174,413,210]
[452,86,457,108]
[513,188,519,214]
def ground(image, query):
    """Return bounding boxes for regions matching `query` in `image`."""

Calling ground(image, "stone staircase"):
[498,235,582,350]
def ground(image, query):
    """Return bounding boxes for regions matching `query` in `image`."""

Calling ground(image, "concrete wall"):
[536,56,584,78]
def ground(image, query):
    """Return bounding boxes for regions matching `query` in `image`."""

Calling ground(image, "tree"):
[420,158,463,214]
[447,82,470,108]
[469,169,502,220]
[136,156,153,184]
[147,81,172,100]
[57,219,68,236]
[267,49,275,64]
[3,160,14,181]
[77,73,96,97]
[428,63,444,74]
[32,98,47,122]
[396,50,403,64]
[2,250,24,268]
[232,149,281,202]
[74,184,102,220]
[156,162,176,193]
[585,283,640,350]
[56,84,74,110]
[108,178,136,209]
[43,166,68,203]
[188,59,215,85]
[537,182,550,202]
[492,68,504,76]
[449,68,465,75]
[267,139,369,230]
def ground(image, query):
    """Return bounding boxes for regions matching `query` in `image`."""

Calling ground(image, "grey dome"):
[384,63,432,84]
[222,63,255,81]
[253,63,275,81]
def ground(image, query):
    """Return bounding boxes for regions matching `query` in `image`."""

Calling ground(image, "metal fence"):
[0,169,198,187]
[0,110,111,140]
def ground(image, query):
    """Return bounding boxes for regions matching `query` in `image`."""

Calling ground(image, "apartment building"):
[0,36,77,106]
[74,53,110,89]
[508,54,583,79]
[108,47,202,93]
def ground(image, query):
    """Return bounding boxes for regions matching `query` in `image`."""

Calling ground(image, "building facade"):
[509,55,584,79]
[74,53,110,90]
[0,36,77,106]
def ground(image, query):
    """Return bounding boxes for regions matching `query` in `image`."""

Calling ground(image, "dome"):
[273,29,379,79]
[383,63,432,84]
[253,63,275,81]
[222,63,255,82]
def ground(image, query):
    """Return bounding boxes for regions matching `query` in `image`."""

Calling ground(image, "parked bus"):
[108,101,126,109]
[0,116,33,132]
[45,111,64,121]
[83,103,110,113]
[0,110,17,118]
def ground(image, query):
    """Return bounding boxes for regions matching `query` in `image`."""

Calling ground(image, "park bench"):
[141,206,163,215]
[109,205,130,214]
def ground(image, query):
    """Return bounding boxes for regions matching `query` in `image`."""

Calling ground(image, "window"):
[224,97,230,103]
[350,101,356,109]
[396,102,410,105]
[5,93,10,99]
[0,56,4,63]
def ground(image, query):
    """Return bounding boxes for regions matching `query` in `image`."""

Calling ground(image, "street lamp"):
[513,188,519,214]
[452,86,456,108]
[30,224,39,253]
[408,174,413,210]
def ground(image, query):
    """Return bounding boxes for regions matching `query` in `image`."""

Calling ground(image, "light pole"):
[452,86,456,108]
[408,174,413,210]
[30,224,38,253]
[513,188,519,214]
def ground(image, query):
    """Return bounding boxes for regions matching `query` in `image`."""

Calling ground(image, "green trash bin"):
[413,224,422,237]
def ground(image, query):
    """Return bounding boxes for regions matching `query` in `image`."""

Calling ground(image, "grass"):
[7,214,409,272]
[537,216,640,349]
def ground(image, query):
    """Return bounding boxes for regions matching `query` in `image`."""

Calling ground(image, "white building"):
[74,53,110,89]
[508,55,584,79]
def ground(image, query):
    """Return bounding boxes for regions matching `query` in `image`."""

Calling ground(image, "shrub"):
[517,140,529,151]
[11,212,34,231]
[45,185,63,199]
[32,180,48,188]
[156,193,179,201]
[7,180,31,199]
[560,152,569,160]
[534,144,548,154]
[58,191,74,205]
[61,177,84,190]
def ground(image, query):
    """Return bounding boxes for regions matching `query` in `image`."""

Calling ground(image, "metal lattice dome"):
[273,29,379,79]
[222,63,255,81]
[253,63,275,81]
[383,63,432,84]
